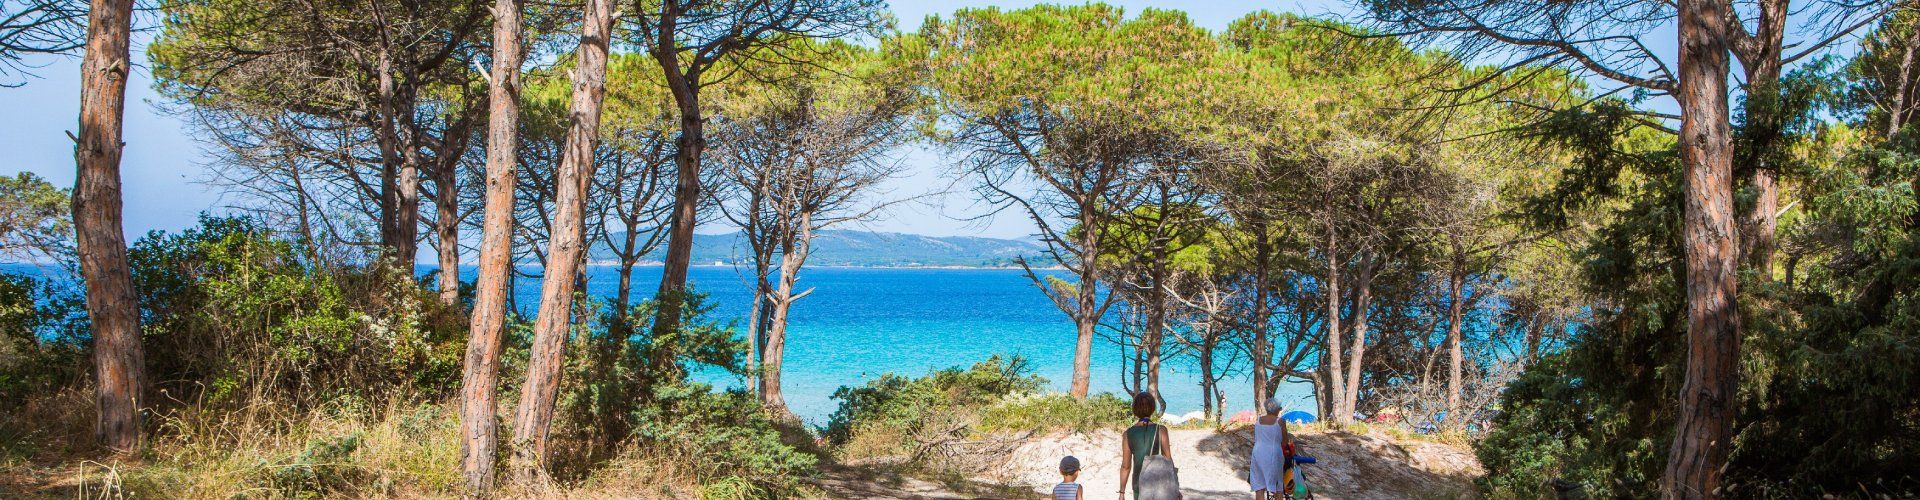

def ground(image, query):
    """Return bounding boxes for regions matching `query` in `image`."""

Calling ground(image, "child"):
[1053,455,1083,500]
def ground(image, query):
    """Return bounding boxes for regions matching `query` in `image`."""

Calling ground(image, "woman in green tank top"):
[1116,392,1172,498]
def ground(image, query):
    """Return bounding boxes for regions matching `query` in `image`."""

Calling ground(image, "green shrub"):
[0,271,86,403]
[825,355,1043,447]
[129,216,464,409]
[981,392,1131,434]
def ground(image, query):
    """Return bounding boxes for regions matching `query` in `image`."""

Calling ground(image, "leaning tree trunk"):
[507,0,613,484]
[456,0,524,491]
[760,230,812,418]
[651,5,706,343]
[1662,0,1742,496]
[74,0,144,454]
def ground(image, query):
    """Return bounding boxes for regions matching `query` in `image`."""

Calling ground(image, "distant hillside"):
[591,230,1047,268]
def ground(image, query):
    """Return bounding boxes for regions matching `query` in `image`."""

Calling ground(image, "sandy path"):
[986,428,1482,499]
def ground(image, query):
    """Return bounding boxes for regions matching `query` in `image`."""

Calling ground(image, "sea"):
[3,262,1315,425]
[517,264,1316,425]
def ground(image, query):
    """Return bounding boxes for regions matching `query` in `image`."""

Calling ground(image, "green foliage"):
[1478,66,1920,496]
[632,383,819,496]
[130,215,465,408]
[0,271,85,405]
[265,431,365,494]
[547,291,814,496]
[979,393,1131,434]
[0,172,74,262]
[825,355,1044,447]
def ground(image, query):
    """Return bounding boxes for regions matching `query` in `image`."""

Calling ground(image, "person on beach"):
[1055,456,1084,500]
[1117,391,1173,499]
[1248,397,1294,499]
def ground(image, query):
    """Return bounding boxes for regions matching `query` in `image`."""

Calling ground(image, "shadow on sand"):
[1192,427,1481,499]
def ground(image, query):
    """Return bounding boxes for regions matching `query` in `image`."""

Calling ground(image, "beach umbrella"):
[1281,410,1316,424]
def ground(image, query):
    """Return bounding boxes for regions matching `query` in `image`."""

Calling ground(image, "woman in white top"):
[1248,397,1293,499]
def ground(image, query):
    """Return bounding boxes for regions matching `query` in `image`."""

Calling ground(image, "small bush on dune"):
[826,355,1131,472]
[980,393,1130,434]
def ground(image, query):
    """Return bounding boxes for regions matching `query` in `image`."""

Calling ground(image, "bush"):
[129,216,465,409]
[0,271,86,404]
[825,355,1043,448]
[824,355,1132,476]
[980,392,1131,434]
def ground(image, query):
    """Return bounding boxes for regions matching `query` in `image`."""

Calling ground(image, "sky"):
[0,0,1865,244]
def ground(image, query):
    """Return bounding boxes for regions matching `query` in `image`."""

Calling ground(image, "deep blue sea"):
[507,265,1315,425]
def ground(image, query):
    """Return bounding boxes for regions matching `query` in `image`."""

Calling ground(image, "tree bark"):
[1249,223,1274,410]
[1340,254,1376,422]
[1070,210,1101,399]
[1892,23,1920,139]
[507,0,613,484]
[433,140,464,307]
[1445,240,1466,420]
[1322,228,1347,424]
[651,2,704,343]
[74,0,144,454]
[1144,258,1168,409]
[1735,0,1787,279]
[458,0,524,492]
[1661,0,1742,496]
[759,225,811,417]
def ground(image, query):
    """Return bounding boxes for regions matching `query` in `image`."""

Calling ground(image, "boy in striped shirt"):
[1053,456,1083,500]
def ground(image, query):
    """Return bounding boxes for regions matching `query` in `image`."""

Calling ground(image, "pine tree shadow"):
[1194,426,1482,499]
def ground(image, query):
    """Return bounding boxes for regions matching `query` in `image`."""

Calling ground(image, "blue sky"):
[0,0,1858,243]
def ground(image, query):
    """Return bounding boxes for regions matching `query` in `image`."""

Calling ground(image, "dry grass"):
[0,393,759,499]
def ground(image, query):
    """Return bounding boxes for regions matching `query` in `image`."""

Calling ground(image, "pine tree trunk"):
[1322,228,1346,424]
[651,2,705,343]
[1070,210,1101,399]
[1144,260,1167,409]
[1661,0,1742,495]
[507,0,613,483]
[1341,256,1375,422]
[760,241,807,416]
[1445,242,1466,420]
[457,0,524,490]
[434,155,462,306]
[74,0,144,454]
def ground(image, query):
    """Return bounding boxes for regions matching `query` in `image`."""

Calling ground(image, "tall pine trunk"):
[456,0,524,490]
[1321,228,1347,424]
[1070,210,1101,399]
[1738,0,1788,278]
[434,145,463,306]
[1662,0,1742,495]
[1249,223,1274,410]
[507,0,614,483]
[1340,256,1376,422]
[652,3,705,343]
[1445,239,1466,419]
[74,0,144,453]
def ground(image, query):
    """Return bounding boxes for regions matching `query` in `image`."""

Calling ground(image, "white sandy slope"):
[982,427,1484,500]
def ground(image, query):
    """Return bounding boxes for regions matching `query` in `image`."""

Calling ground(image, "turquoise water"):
[2,262,1313,425]
[512,265,1315,425]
